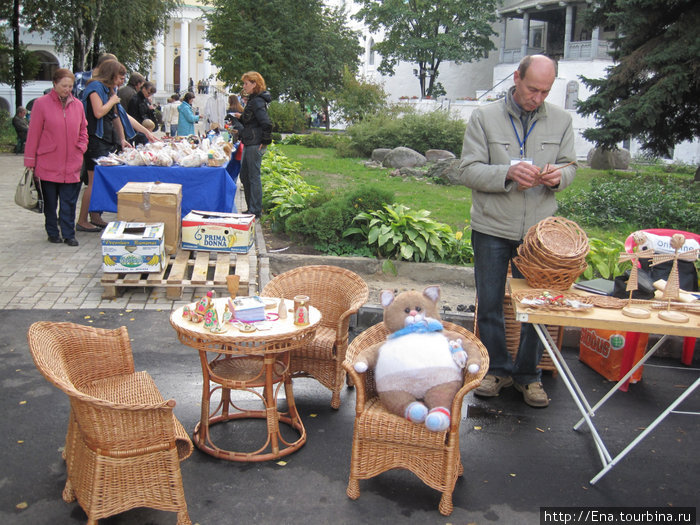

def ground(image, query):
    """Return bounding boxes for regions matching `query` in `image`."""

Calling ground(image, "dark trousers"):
[239,145,266,216]
[472,230,544,385]
[41,180,81,240]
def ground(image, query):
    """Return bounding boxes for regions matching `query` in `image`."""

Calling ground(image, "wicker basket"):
[533,216,589,260]
[514,217,589,289]
[513,255,587,291]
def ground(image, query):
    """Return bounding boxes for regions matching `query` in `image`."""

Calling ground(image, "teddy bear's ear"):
[379,289,396,308]
[423,285,441,304]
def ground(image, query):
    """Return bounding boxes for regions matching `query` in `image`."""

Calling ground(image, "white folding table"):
[508,279,699,484]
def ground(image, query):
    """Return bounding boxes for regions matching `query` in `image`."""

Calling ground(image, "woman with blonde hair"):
[238,71,272,218]
[24,68,88,246]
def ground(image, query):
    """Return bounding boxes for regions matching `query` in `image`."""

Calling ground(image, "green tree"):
[332,67,387,124]
[353,0,498,98]
[206,0,361,112]
[0,0,41,107]
[19,0,177,73]
[577,0,700,156]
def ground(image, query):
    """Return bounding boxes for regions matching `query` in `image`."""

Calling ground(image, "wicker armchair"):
[342,321,489,516]
[27,321,193,525]
[262,265,369,409]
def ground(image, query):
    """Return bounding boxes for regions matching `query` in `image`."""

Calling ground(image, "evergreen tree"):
[577,0,700,156]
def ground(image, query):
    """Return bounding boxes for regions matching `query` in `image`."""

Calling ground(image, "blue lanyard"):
[509,114,537,159]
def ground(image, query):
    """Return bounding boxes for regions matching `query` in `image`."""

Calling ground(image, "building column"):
[202,37,212,83]
[155,34,165,93]
[591,26,600,59]
[521,12,530,58]
[179,19,189,93]
[499,18,507,63]
[564,5,573,59]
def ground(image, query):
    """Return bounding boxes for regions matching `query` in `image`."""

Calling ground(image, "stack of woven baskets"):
[513,216,589,290]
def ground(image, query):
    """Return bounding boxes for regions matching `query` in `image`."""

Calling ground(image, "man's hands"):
[507,162,562,189]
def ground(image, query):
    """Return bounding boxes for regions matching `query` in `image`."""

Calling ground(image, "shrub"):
[261,145,319,227]
[268,101,307,133]
[558,172,699,232]
[284,185,394,253]
[346,108,466,157]
[301,132,341,148]
[0,109,17,151]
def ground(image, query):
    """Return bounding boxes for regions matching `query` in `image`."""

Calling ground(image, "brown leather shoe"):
[514,382,549,408]
[474,374,513,397]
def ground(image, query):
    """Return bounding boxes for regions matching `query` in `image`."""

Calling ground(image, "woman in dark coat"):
[238,71,272,218]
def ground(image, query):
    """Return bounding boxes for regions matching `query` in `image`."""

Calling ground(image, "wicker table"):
[170,297,321,461]
[509,278,700,484]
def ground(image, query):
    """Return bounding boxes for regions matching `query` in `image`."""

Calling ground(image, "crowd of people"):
[19,54,271,245]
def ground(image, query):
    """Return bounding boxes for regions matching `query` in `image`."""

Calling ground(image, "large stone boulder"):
[382,146,427,169]
[371,148,391,163]
[425,149,456,162]
[427,158,466,185]
[588,147,631,170]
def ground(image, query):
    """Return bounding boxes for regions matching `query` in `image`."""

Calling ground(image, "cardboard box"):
[117,182,182,254]
[579,328,648,383]
[181,210,255,253]
[101,221,166,273]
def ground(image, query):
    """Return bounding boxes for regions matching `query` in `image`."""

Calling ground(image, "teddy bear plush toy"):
[353,285,481,432]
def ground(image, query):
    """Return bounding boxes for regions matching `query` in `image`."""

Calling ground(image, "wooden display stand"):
[101,248,251,300]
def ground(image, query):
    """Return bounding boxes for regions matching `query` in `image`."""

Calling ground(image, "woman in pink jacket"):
[24,68,88,246]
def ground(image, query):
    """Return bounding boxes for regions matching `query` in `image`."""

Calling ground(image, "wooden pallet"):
[101,249,251,300]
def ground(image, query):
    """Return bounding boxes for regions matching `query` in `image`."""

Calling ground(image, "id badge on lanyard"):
[509,114,537,160]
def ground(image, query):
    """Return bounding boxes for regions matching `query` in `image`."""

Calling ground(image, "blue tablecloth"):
[91,164,237,218]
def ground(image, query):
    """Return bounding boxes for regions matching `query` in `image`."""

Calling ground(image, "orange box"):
[579,328,648,383]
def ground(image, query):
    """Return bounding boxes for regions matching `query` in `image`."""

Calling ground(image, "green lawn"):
[276,144,630,238]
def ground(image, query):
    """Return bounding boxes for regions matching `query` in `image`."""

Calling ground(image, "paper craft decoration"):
[618,231,654,318]
[650,233,699,323]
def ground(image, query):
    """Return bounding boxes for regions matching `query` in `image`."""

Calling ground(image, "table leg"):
[264,354,280,456]
[534,324,613,466]
[573,335,670,431]
[193,351,213,451]
[590,376,700,484]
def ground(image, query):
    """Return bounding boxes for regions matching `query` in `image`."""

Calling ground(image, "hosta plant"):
[343,203,454,265]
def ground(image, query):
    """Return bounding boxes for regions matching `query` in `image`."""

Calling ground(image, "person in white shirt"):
[163,93,181,136]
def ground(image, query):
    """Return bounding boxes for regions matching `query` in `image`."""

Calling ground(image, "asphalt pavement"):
[0,153,698,524]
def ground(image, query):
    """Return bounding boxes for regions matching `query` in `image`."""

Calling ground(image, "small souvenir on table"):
[222,303,233,324]
[277,297,288,319]
[226,275,240,298]
[203,302,218,331]
[293,295,310,326]
[196,290,214,316]
[209,305,229,333]
[182,305,193,321]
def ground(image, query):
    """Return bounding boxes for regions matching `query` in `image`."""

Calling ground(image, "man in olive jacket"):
[460,54,577,408]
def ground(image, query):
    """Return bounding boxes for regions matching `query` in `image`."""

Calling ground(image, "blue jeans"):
[239,145,266,216]
[41,180,81,240]
[472,230,543,385]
